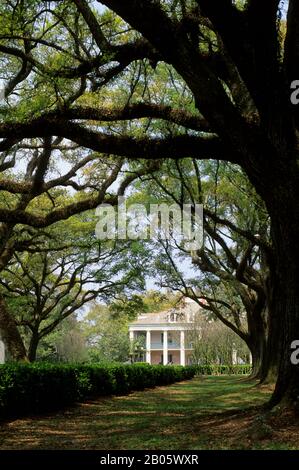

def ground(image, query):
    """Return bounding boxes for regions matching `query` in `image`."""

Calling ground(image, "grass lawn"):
[0,376,298,450]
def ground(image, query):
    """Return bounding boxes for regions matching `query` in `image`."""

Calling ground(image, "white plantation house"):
[128,298,200,366]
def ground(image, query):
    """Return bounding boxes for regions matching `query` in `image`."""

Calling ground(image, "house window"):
[169,311,178,322]
[161,333,164,344]
[168,354,173,364]
[168,334,173,344]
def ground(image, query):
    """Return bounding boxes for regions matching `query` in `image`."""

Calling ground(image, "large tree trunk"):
[0,293,28,361]
[267,277,299,407]
[259,287,280,384]
[248,329,267,380]
[247,281,281,384]
[28,331,39,362]
[258,166,299,407]
[246,288,273,381]
[267,231,299,406]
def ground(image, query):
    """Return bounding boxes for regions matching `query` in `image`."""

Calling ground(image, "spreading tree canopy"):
[0,0,299,406]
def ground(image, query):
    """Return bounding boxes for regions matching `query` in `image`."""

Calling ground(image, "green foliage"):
[82,304,131,363]
[109,294,147,320]
[36,316,88,363]
[0,362,195,419]
[189,364,252,376]
[108,290,179,319]
[189,317,250,365]
[0,363,78,418]
[0,208,149,361]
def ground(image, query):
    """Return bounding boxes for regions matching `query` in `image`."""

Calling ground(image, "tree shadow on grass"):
[1,376,294,450]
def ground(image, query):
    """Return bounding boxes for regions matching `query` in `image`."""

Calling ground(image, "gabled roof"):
[129,297,200,326]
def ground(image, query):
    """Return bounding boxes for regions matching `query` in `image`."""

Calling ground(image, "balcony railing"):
[150,342,164,349]
[150,342,193,349]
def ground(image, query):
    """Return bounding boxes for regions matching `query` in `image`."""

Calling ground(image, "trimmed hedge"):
[189,364,252,376]
[0,363,195,419]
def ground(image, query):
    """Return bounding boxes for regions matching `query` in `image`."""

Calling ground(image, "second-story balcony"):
[149,342,193,350]
[150,341,176,350]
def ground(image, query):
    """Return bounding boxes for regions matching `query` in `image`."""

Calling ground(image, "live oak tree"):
[0,0,160,357]
[0,149,153,360]
[0,0,299,406]
[82,303,134,363]
[0,213,147,361]
[190,314,250,366]
[0,26,158,359]
[141,159,272,379]
[156,246,269,377]
[108,290,177,319]
[37,316,89,363]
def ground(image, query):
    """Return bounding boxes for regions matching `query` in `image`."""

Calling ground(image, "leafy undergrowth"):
[0,376,298,450]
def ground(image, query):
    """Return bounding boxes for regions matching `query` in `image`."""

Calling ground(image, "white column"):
[163,330,168,365]
[146,330,151,364]
[0,340,5,364]
[232,349,237,365]
[180,330,185,366]
[129,330,134,362]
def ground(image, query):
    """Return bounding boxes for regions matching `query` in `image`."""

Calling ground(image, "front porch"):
[129,327,194,366]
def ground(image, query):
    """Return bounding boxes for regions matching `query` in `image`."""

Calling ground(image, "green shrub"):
[0,363,77,417]
[0,363,195,420]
